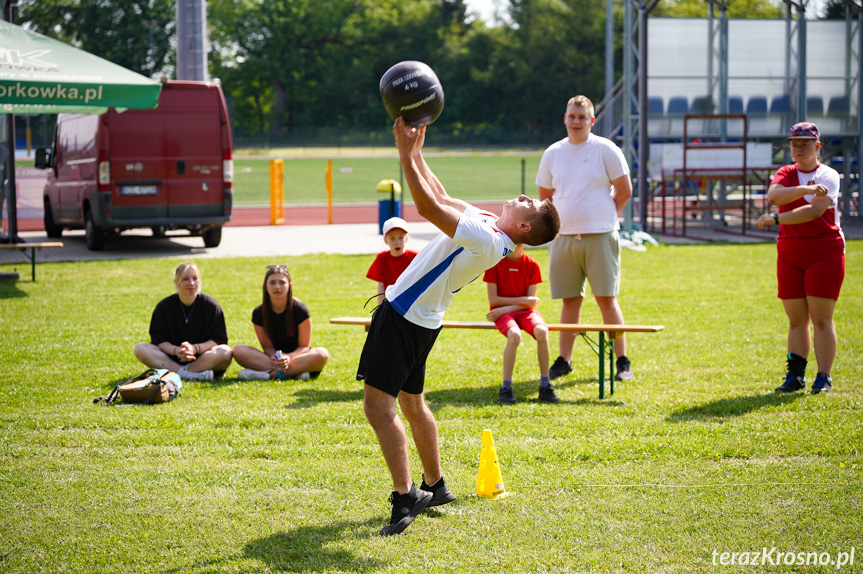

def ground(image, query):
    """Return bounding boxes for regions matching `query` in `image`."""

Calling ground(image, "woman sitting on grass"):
[133,262,233,381]
[232,265,329,381]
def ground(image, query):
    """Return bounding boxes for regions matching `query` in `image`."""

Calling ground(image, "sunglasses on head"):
[267,265,289,272]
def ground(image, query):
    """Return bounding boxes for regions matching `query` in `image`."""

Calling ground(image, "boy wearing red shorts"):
[484,244,558,404]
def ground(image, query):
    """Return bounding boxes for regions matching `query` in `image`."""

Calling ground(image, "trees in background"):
[17,0,175,78]
[14,0,813,145]
[206,0,615,142]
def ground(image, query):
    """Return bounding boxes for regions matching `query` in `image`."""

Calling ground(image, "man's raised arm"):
[394,117,464,238]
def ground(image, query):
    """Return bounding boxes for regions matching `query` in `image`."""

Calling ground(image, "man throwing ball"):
[359,117,560,536]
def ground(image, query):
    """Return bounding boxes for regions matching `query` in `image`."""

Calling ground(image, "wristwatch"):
[773,213,779,225]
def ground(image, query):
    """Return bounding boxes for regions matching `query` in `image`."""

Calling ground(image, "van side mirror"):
[34,148,50,169]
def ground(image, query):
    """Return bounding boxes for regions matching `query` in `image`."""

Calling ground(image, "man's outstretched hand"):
[393,117,425,158]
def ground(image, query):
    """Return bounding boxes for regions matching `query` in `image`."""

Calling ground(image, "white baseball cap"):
[382,217,409,236]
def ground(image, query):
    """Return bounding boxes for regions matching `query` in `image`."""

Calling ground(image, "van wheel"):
[43,199,63,238]
[152,225,167,238]
[84,209,106,251]
[202,226,222,248]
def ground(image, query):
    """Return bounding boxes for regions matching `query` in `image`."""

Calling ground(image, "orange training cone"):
[476,429,506,499]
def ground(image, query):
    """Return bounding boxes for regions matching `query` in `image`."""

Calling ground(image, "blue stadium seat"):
[728,96,744,114]
[827,95,849,115]
[648,96,664,115]
[807,96,824,116]
[769,94,792,114]
[746,96,768,116]
[667,96,688,115]
[691,96,714,114]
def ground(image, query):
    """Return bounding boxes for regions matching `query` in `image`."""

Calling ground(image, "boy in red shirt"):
[484,244,558,404]
[367,217,418,297]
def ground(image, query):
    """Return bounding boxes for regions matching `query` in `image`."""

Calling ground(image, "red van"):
[35,80,233,250]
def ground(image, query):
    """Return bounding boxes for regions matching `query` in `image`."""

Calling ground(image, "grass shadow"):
[666,391,804,422]
[0,279,27,298]
[244,518,385,572]
[424,378,626,407]
[287,387,364,409]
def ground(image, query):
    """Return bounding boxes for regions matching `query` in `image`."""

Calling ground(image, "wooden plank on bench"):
[0,242,64,281]
[330,317,663,333]
[329,317,664,399]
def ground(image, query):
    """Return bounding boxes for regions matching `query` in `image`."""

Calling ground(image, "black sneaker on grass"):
[538,384,560,403]
[811,372,832,394]
[498,386,516,404]
[420,474,457,507]
[775,373,805,393]
[549,356,572,380]
[615,356,634,381]
[379,483,433,536]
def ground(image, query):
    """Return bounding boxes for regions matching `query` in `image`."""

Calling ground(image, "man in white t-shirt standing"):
[359,117,560,536]
[536,95,635,382]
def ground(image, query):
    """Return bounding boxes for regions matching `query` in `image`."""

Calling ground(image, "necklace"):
[180,297,197,324]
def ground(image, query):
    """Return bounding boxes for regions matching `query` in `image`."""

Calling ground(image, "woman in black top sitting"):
[233,265,329,380]
[133,262,233,381]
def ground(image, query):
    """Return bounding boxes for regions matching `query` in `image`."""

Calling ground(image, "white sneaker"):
[238,368,272,381]
[297,372,310,381]
[178,366,214,381]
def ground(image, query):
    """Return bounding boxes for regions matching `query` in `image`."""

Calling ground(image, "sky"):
[464,0,499,23]
[463,0,829,22]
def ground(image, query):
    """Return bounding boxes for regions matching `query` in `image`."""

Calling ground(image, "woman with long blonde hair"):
[133,262,233,381]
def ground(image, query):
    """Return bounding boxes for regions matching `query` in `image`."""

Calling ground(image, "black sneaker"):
[615,356,634,381]
[549,356,572,380]
[775,373,805,393]
[379,483,433,536]
[498,386,516,404]
[811,372,833,394]
[538,384,560,403]
[420,474,457,507]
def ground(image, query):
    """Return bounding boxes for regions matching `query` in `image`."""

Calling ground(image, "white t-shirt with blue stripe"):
[386,205,516,329]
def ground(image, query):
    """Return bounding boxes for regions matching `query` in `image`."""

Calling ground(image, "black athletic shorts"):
[356,299,441,397]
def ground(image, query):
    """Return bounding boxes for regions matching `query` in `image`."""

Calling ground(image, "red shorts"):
[493,309,546,339]
[777,237,845,300]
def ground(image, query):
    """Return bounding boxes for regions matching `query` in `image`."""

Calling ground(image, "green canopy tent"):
[0,17,162,242]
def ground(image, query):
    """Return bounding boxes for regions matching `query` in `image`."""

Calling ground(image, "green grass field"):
[234,154,543,207]
[1,241,861,573]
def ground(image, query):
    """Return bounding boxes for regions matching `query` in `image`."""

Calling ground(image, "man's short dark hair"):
[524,200,560,246]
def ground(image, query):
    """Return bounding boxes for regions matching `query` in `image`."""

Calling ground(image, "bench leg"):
[598,332,605,400]
[609,338,615,396]
[28,248,36,282]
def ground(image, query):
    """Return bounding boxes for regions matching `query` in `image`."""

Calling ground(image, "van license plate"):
[121,185,157,196]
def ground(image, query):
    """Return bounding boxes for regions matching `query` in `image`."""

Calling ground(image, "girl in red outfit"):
[757,122,844,394]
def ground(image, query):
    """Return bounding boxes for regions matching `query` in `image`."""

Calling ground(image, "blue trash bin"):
[378,198,402,234]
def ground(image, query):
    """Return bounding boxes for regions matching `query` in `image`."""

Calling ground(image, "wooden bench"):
[330,317,664,399]
[0,242,63,281]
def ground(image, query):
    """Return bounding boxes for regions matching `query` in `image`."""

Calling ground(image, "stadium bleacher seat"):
[746,96,768,116]
[823,95,850,134]
[769,94,793,136]
[807,96,824,116]
[769,94,792,114]
[647,96,668,137]
[827,95,849,115]
[746,96,768,135]
[728,96,744,114]
[691,96,714,113]
[666,96,689,137]
[667,96,689,115]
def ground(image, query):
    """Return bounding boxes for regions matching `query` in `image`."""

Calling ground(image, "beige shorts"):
[549,231,620,299]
